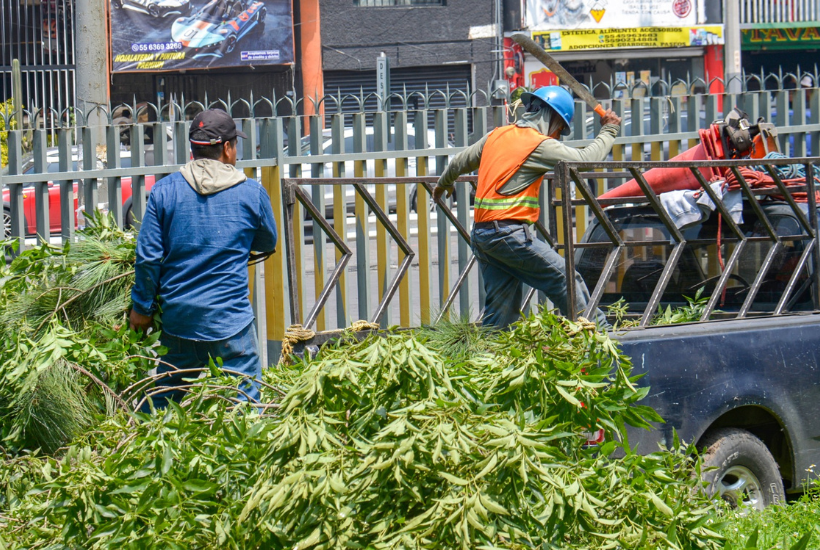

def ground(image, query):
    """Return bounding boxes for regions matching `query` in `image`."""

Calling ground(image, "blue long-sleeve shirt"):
[131,170,277,341]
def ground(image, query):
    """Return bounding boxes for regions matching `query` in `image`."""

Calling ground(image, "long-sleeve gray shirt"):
[437,123,620,196]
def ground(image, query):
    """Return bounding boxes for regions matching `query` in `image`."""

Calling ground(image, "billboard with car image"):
[109,0,294,72]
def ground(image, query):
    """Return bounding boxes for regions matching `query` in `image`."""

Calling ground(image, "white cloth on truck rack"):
[659,180,743,230]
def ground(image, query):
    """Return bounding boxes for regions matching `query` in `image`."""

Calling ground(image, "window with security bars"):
[355,0,444,6]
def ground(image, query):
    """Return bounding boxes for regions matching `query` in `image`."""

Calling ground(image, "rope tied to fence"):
[350,320,380,332]
[279,324,316,364]
[279,321,380,365]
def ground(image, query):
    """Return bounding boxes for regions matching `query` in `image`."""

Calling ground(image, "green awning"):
[742,23,820,51]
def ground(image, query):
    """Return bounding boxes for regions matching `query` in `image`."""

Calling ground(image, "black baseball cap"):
[189,109,248,145]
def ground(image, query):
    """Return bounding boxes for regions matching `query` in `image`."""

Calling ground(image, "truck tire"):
[3,206,11,240]
[699,427,784,510]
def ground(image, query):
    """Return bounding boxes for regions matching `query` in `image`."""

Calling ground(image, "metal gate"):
[1,0,75,119]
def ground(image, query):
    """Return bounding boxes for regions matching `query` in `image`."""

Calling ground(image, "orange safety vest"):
[474,125,550,224]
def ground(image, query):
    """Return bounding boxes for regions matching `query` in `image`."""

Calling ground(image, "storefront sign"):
[742,24,820,51]
[526,0,699,31]
[109,0,294,72]
[532,25,723,51]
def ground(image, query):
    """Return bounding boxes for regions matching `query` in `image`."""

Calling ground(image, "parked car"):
[2,147,156,238]
[112,0,190,18]
[171,0,266,58]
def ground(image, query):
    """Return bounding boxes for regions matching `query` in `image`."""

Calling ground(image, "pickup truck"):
[575,193,820,511]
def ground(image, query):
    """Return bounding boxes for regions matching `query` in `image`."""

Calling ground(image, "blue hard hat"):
[520,86,574,135]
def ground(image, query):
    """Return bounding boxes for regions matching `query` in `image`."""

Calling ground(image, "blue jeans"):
[147,321,262,410]
[471,223,607,328]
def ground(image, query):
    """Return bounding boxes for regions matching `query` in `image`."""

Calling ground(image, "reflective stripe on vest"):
[474,125,549,224]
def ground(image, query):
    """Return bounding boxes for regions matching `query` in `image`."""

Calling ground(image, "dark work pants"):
[146,321,262,410]
[471,223,607,328]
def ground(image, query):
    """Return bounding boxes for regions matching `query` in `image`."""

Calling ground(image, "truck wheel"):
[699,427,784,511]
[3,207,11,240]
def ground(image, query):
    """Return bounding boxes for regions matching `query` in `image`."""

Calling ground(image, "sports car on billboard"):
[171,0,267,57]
[113,0,190,18]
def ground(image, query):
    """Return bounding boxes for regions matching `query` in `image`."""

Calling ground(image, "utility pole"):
[75,0,110,140]
[300,0,324,122]
[724,0,742,94]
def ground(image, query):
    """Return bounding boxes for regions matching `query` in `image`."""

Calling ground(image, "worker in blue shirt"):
[130,109,277,408]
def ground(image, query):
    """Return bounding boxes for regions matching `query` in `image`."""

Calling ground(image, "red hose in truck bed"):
[599,126,726,199]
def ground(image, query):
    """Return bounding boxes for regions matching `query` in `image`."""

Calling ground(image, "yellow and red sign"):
[533,25,724,52]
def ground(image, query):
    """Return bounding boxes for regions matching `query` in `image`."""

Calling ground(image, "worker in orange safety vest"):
[433,86,621,328]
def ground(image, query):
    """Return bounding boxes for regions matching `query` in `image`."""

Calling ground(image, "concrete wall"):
[319,0,499,97]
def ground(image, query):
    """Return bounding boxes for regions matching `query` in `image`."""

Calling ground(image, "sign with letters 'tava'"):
[742,24,820,51]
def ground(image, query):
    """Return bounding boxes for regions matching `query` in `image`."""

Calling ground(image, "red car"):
[2,148,156,238]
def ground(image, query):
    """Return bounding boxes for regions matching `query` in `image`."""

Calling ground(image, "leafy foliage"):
[0,309,726,549]
[605,289,714,329]
[0,214,160,453]
[652,288,712,326]
[415,313,494,361]
[721,478,820,549]
[1,98,19,167]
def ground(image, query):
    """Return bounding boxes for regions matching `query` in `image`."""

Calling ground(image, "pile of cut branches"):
[0,214,161,453]
[0,305,726,548]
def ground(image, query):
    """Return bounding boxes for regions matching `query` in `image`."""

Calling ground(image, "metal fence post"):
[667,95,682,158]
[393,110,413,327]
[649,97,664,161]
[308,114,327,331]
[286,116,307,320]
[687,93,705,149]
[106,125,123,228]
[32,129,49,242]
[57,128,74,242]
[331,112,348,328]
[630,97,645,162]
[130,124,146,226]
[557,161,576,321]
[774,89,789,153]
[351,112,371,322]
[81,126,98,222]
[373,110,391,328]
[6,130,25,252]
[454,107,470,318]
[793,88,808,158]
[811,89,820,157]
[259,116,289,363]
[472,107,487,312]
[434,108,450,313]
[414,108,432,324]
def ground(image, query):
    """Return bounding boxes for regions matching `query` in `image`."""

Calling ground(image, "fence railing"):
[3,84,820,360]
[741,0,820,24]
[553,157,820,326]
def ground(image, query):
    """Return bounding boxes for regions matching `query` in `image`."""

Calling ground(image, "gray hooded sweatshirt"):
[437,108,619,196]
[179,158,247,195]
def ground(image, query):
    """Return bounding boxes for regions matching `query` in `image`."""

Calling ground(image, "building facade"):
[740,0,820,87]
[503,0,725,97]
[1,0,75,117]
[319,0,503,117]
